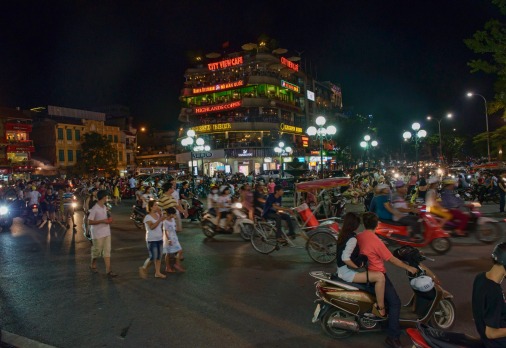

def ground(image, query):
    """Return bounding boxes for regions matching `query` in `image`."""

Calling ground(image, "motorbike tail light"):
[406,328,430,348]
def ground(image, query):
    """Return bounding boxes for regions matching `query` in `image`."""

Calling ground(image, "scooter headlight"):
[0,206,8,215]
[233,202,243,209]
[71,202,77,208]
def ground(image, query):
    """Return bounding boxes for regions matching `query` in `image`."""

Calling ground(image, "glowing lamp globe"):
[187,129,196,137]
[327,125,337,135]
[274,147,281,153]
[278,141,285,148]
[403,131,412,140]
[364,135,371,141]
[204,145,211,151]
[196,138,205,146]
[307,126,317,136]
[371,140,378,147]
[418,130,427,138]
[285,146,292,153]
[315,116,326,126]
[412,123,421,131]
[360,141,367,148]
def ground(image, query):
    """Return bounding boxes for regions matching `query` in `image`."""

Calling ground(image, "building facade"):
[176,41,344,176]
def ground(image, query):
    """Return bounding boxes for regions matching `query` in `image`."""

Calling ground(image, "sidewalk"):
[1,331,56,348]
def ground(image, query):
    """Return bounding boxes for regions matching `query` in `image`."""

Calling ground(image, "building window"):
[107,135,112,142]
[66,129,72,140]
[68,150,73,162]
[114,135,118,143]
[59,150,64,162]
[119,151,123,161]
[57,128,63,140]
[75,130,80,141]
[76,150,82,159]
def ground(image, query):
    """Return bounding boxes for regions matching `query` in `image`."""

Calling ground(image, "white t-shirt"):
[163,218,176,248]
[217,195,231,212]
[88,203,111,239]
[129,177,137,188]
[144,213,163,241]
[27,190,41,205]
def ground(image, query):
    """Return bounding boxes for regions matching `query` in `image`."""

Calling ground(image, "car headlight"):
[0,206,9,215]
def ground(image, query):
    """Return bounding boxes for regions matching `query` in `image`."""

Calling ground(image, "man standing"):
[62,185,75,229]
[88,190,117,278]
[472,242,506,346]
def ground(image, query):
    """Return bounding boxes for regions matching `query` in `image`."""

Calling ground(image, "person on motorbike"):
[369,184,395,221]
[253,182,266,218]
[206,185,220,215]
[262,185,295,243]
[217,186,234,230]
[440,177,470,236]
[336,212,387,318]
[391,180,423,241]
[425,176,452,227]
[472,242,506,347]
[239,183,254,220]
[179,181,191,211]
[356,212,418,348]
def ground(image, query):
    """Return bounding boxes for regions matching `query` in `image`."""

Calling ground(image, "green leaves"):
[75,132,118,175]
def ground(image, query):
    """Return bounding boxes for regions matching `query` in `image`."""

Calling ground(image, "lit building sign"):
[280,57,299,71]
[281,80,300,93]
[302,136,309,147]
[307,90,315,101]
[237,150,253,157]
[194,101,241,114]
[208,56,244,71]
[192,80,244,94]
[190,123,232,133]
[280,123,302,134]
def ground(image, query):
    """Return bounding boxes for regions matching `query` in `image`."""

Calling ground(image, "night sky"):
[0,1,501,147]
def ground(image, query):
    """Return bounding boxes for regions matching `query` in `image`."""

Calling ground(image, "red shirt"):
[356,230,393,273]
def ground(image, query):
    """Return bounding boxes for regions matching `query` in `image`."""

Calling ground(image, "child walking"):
[163,207,185,273]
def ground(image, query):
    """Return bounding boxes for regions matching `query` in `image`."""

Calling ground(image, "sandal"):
[373,303,388,318]
[89,265,98,273]
[107,272,118,278]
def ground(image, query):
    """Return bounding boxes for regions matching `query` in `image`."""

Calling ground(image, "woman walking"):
[139,200,166,279]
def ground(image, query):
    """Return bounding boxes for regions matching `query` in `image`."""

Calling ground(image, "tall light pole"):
[426,113,452,163]
[307,116,337,179]
[274,142,292,179]
[359,134,378,167]
[181,130,209,193]
[403,122,427,177]
[467,92,490,162]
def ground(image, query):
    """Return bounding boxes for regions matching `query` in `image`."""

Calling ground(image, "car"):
[256,170,294,182]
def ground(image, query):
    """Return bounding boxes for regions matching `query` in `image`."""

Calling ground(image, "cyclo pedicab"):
[250,177,351,264]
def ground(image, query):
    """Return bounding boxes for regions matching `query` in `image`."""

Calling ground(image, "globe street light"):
[307,116,337,179]
[181,130,210,192]
[467,92,490,162]
[426,113,452,163]
[274,141,292,179]
[359,134,378,167]
[402,122,427,176]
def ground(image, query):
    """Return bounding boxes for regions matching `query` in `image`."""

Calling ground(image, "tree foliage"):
[74,132,118,175]
[473,125,506,158]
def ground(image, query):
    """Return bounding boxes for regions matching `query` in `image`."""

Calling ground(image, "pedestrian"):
[113,181,121,205]
[472,242,506,346]
[88,190,117,278]
[163,207,185,273]
[139,200,166,279]
[499,172,506,214]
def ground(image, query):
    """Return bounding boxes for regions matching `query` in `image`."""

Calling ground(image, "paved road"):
[0,200,505,347]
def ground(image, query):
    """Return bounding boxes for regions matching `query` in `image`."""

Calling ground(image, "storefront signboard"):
[302,136,309,147]
[280,80,300,93]
[279,123,302,134]
[280,57,299,71]
[192,80,244,94]
[208,56,244,71]
[190,123,232,133]
[194,101,241,114]
[237,150,253,157]
[5,123,32,132]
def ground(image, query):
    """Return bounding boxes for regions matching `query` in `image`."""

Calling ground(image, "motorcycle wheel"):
[196,209,203,222]
[239,224,254,241]
[320,308,355,339]
[306,231,337,264]
[133,218,144,230]
[476,222,501,244]
[202,221,216,238]
[250,223,277,254]
[430,238,452,254]
[430,298,456,330]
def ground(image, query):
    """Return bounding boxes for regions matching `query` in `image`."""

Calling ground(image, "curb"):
[1,331,56,348]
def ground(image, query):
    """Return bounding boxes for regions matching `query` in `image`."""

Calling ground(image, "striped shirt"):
[158,193,177,211]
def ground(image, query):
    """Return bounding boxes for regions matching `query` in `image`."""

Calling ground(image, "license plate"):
[312,304,321,323]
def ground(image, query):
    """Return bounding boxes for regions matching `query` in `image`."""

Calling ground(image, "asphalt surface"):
[0,199,505,348]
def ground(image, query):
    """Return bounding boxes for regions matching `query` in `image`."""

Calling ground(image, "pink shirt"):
[267,182,276,194]
[356,230,392,273]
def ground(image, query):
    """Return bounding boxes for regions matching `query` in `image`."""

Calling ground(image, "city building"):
[176,41,344,176]
[31,105,126,176]
[136,130,177,170]
[0,107,35,180]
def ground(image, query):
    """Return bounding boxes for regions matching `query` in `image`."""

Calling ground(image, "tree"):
[75,132,118,176]
[465,0,506,119]
[473,125,506,159]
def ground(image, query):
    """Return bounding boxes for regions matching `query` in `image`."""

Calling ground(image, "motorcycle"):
[0,200,13,231]
[186,197,204,221]
[201,202,255,240]
[130,205,146,229]
[444,202,501,244]
[310,246,456,339]
[406,323,483,348]
[24,202,42,226]
[375,206,452,254]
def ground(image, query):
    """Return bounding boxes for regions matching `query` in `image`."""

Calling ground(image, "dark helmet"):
[492,243,506,265]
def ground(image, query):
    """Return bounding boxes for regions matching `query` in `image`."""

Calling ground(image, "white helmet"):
[410,275,435,292]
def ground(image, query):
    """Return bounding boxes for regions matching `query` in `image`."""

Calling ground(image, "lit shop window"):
[6,131,27,142]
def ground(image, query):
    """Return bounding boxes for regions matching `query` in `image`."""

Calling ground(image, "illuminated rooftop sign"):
[194,101,241,114]
[281,80,300,93]
[192,80,244,94]
[280,57,299,71]
[208,56,244,71]
[190,123,232,133]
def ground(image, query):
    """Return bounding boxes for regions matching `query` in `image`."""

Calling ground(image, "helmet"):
[492,243,506,265]
[427,176,439,184]
[442,177,457,186]
[410,276,435,292]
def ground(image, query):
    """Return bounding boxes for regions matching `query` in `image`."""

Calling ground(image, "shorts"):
[47,205,56,213]
[64,205,74,216]
[147,240,163,260]
[91,235,111,259]
[337,265,358,282]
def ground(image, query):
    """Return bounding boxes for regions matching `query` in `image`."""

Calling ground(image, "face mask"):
[212,190,218,193]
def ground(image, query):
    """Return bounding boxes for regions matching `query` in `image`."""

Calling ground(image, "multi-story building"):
[31,105,126,175]
[0,107,35,179]
[176,41,344,176]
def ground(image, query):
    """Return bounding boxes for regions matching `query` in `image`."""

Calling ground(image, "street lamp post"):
[467,92,490,162]
[402,122,427,176]
[307,116,337,179]
[426,113,452,163]
[181,130,210,193]
[359,134,378,167]
[274,141,292,179]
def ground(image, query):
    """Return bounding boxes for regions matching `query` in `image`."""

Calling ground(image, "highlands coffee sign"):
[194,101,241,114]
[192,80,244,94]
[208,57,244,71]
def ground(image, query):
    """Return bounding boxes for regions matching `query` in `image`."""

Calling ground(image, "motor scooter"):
[406,323,484,348]
[201,202,254,240]
[444,202,501,244]
[130,205,146,229]
[186,197,204,221]
[23,202,42,226]
[375,206,452,254]
[310,246,456,339]
[0,199,13,231]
